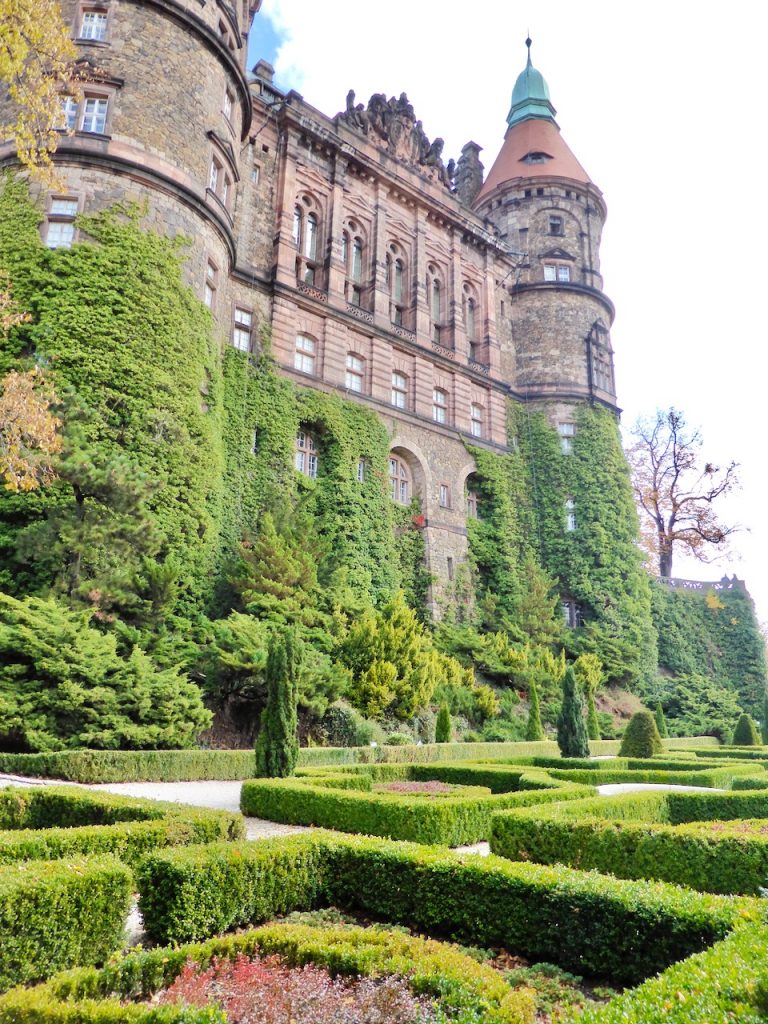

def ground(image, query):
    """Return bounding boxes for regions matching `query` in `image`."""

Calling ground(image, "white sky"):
[253,0,768,626]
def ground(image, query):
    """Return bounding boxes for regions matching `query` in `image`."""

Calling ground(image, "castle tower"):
[474,40,617,411]
[0,0,260,297]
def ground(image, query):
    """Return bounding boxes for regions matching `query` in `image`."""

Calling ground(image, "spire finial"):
[526,35,532,66]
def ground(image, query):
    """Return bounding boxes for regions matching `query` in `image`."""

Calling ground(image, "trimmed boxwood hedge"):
[240,767,592,845]
[0,786,243,866]
[540,765,754,788]
[0,736,719,782]
[565,920,768,1023]
[135,832,758,984]
[490,789,768,894]
[0,855,132,991]
[0,921,534,1024]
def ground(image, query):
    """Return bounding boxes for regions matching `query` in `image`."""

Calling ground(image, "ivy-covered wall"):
[652,582,766,714]
[510,403,658,688]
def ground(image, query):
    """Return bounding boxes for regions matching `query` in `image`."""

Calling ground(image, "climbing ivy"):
[514,403,657,688]
[651,581,767,714]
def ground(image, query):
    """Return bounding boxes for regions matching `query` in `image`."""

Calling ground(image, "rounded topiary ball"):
[731,713,761,746]
[618,710,664,758]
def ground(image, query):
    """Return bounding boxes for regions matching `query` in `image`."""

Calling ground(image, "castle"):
[2,1,618,612]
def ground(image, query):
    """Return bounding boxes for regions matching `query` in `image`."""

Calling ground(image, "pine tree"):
[254,629,301,777]
[731,712,760,747]
[573,653,603,742]
[654,701,669,739]
[525,676,545,741]
[556,666,589,758]
[763,692,768,746]
[619,710,664,758]
[435,703,452,743]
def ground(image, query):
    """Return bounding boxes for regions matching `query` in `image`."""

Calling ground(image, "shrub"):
[618,711,663,758]
[255,630,301,778]
[0,922,534,1024]
[0,593,211,752]
[524,677,545,741]
[490,789,768,894]
[384,733,411,746]
[240,769,590,846]
[654,702,669,738]
[732,713,761,746]
[0,855,132,991]
[557,667,589,758]
[135,832,755,984]
[435,704,452,743]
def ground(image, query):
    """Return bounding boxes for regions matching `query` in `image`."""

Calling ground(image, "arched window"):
[341,231,349,266]
[466,297,476,344]
[431,277,441,342]
[295,429,318,478]
[294,334,316,375]
[432,387,448,424]
[389,456,410,504]
[345,352,364,393]
[293,196,322,288]
[388,244,407,327]
[342,220,367,308]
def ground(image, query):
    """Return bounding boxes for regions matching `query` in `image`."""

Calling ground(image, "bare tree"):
[626,408,739,578]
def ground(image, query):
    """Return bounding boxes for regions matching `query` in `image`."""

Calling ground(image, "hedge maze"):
[5,746,768,1022]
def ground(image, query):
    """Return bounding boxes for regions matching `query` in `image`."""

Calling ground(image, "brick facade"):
[0,4,620,613]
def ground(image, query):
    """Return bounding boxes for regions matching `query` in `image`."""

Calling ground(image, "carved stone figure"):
[454,142,485,206]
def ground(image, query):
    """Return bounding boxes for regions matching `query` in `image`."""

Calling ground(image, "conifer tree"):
[763,692,768,746]
[574,653,603,742]
[525,676,545,741]
[254,629,301,777]
[435,703,452,743]
[731,712,760,747]
[619,710,664,758]
[556,666,589,758]
[654,701,669,738]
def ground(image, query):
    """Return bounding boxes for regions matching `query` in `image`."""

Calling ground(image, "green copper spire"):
[507,38,557,128]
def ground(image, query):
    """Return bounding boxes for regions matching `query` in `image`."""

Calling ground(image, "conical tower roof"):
[475,40,596,206]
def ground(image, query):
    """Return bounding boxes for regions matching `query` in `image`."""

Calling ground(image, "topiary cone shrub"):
[254,629,301,777]
[732,713,761,747]
[618,710,664,758]
[556,666,589,758]
[654,701,669,739]
[435,704,452,743]
[525,677,545,741]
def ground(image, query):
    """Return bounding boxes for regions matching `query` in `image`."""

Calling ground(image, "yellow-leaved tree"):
[0,0,79,180]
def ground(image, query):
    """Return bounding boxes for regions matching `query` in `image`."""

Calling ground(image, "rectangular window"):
[432,388,448,424]
[204,260,217,309]
[544,265,557,282]
[345,354,364,393]
[565,498,576,532]
[466,490,478,519]
[208,158,220,193]
[357,458,366,482]
[81,96,108,133]
[59,96,78,130]
[558,422,576,454]
[439,484,450,508]
[557,265,571,282]
[391,371,407,409]
[45,197,79,249]
[470,403,483,438]
[232,307,252,351]
[294,334,316,375]
[223,88,233,122]
[79,9,107,39]
[549,215,564,236]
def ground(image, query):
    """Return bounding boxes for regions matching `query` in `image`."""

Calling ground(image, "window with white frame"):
[548,214,564,236]
[223,88,233,123]
[294,334,316,375]
[439,484,450,508]
[466,489,478,519]
[292,207,302,247]
[295,429,318,478]
[345,353,364,393]
[565,497,576,532]
[204,260,218,309]
[81,95,109,133]
[45,197,79,248]
[208,157,221,193]
[432,387,448,424]
[232,307,252,351]
[59,95,78,130]
[208,154,232,210]
[470,402,484,438]
[78,8,108,40]
[558,422,576,454]
[391,371,408,409]
[544,264,571,283]
[389,456,410,504]
[357,458,367,482]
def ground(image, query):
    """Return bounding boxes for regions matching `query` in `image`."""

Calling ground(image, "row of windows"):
[293,335,487,435]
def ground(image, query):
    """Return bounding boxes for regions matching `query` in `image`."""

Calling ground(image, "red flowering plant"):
[157,953,438,1024]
